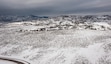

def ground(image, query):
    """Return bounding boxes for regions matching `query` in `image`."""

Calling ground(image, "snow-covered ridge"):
[6,19,111,32]
[2,15,110,32]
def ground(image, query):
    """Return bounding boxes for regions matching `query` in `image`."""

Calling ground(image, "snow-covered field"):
[0,19,111,64]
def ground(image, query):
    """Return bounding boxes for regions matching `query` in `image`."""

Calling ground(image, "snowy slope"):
[0,19,111,64]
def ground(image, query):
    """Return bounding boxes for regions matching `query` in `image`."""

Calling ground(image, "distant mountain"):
[0,15,111,22]
[0,15,49,22]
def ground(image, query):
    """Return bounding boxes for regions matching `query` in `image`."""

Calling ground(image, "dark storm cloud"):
[0,0,111,15]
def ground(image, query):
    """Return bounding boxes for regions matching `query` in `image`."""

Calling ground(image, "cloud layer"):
[0,0,111,15]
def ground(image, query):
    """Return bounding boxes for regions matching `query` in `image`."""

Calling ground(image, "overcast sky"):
[0,0,111,15]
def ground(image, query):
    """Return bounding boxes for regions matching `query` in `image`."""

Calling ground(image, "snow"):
[0,17,111,64]
[0,60,17,64]
[77,43,105,64]
[21,25,47,31]
[93,22,110,27]
[90,22,111,30]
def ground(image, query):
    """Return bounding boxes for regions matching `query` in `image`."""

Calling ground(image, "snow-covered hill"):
[0,15,111,64]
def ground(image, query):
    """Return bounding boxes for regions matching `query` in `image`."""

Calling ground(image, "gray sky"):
[0,0,111,15]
